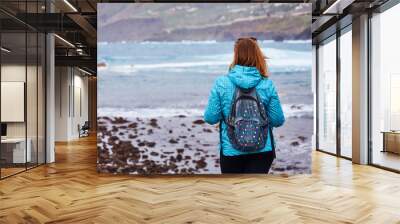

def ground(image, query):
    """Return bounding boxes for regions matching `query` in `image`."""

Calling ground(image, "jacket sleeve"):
[267,81,285,127]
[204,79,223,125]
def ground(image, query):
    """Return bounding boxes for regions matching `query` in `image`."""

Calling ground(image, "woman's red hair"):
[229,37,268,77]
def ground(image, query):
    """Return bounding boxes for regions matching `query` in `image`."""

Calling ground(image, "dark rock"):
[203,128,212,133]
[149,118,160,128]
[169,138,178,144]
[193,119,205,125]
[273,167,285,172]
[128,122,138,129]
[111,117,129,124]
[195,159,207,169]
[128,134,137,139]
[146,141,156,148]
[290,141,300,146]
[150,151,159,156]
[298,136,307,142]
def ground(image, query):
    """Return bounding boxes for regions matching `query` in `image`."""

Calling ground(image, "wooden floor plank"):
[0,135,399,223]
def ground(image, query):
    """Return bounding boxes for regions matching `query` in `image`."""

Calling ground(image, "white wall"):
[55,66,69,141]
[55,67,89,141]
[1,65,26,138]
[1,65,39,138]
[1,63,46,164]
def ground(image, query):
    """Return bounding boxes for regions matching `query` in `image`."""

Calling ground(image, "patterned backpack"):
[225,85,270,153]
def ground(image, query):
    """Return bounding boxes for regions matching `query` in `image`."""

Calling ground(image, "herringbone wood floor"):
[1,135,400,224]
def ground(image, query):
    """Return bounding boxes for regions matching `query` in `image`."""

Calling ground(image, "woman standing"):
[204,37,285,174]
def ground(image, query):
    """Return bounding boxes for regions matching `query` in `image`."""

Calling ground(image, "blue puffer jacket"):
[204,65,285,156]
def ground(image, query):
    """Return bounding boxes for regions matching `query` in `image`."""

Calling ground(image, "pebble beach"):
[97,114,312,175]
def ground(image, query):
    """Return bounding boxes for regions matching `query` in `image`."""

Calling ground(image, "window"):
[0,1,46,179]
[370,3,400,171]
[318,36,337,154]
[340,28,352,158]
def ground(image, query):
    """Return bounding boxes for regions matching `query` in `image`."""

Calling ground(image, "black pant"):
[220,150,275,174]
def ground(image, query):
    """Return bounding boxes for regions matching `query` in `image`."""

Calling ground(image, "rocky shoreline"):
[97,115,312,175]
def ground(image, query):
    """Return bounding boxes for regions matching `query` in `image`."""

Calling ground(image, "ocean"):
[97,40,313,119]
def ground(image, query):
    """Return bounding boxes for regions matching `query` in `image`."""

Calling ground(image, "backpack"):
[224,85,271,153]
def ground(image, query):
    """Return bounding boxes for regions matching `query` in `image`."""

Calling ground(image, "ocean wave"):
[282,104,313,119]
[100,64,310,76]
[260,40,311,44]
[99,46,311,75]
[98,104,313,119]
[132,61,228,69]
[139,40,218,45]
[101,40,311,45]
[98,107,204,118]
[100,50,311,75]
[102,61,230,74]
[284,39,312,44]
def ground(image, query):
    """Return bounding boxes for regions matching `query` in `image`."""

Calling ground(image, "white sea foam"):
[98,104,313,119]
[100,45,311,75]
[282,104,313,119]
[284,39,312,44]
[98,107,204,118]
[104,40,311,45]
[100,47,311,75]
[138,40,218,45]
[103,61,231,74]
[259,39,312,44]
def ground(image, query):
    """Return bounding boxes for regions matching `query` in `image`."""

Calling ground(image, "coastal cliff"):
[98,3,311,42]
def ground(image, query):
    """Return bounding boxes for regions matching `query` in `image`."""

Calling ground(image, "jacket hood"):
[228,65,263,89]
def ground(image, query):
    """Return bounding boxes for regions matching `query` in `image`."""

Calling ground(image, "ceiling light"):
[76,48,84,55]
[322,0,355,15]
[63,0,78,12]
[78,67,93,76]
[1,47,11,53]
[322,0,342,14]
[54,34,75,48]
